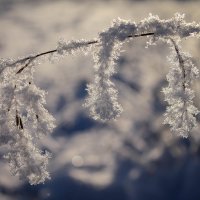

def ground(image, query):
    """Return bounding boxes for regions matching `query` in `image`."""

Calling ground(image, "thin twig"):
[169,38,188,122]
[13,32,154,74]
[169,38,186,90]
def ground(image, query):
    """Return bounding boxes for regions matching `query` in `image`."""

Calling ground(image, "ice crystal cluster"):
[0,13,200,184]
[163,39,199,137]
[0,59,55,184]
[84,18,137,121]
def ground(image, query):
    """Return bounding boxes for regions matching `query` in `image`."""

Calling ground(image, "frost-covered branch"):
[163,38,199,137]
[12,32,154,74]
[0,13,200,184]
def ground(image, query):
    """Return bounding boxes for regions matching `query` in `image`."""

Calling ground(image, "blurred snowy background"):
[1,0,200,199]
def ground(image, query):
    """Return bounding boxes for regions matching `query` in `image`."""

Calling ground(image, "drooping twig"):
[163,37,199,137]
[169,38,186,90]
[170,38,188,127]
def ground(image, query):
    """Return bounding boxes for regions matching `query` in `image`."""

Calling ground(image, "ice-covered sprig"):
[84,18,137,121]
[4,128,51,185]
[57,39,95,56]
[0,64,55,184]
[138,13,200,46]
[163,38,199,137]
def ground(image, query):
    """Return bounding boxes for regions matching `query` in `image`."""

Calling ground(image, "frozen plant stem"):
[170,38,188,127]
[163,38,199,137]
[0,13,200,185]
[169,38,186,91]
[14,32,154,74]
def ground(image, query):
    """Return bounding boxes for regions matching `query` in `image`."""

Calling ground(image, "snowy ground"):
[1,0,200,200]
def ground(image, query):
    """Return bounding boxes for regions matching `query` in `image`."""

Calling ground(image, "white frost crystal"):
[57,39,92,55]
